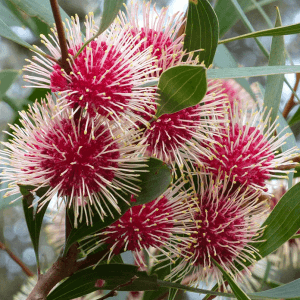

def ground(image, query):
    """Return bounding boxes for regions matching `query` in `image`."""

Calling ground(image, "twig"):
[49,0,71,73]
[97,276,138,300]
[282,73,300,118]
[0,241,34,277]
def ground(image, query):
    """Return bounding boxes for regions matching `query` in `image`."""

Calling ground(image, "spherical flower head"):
[140,84,228,173]
[87,181,194,266]
[23,13,159,126]
[120,1,186,76]
[0,95,146,226]
[198,103,299,192]
[168,173,265,285]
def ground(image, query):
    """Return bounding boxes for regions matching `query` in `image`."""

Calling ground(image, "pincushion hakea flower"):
[0,95,146,226]
[23,12,160,127]
[140,81,229,174]
[168,172,265,287]
[120,1,186,76]
[85,180,194,266]
[198,101,299,193]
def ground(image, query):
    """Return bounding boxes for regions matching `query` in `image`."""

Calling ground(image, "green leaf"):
[98,0,125,35]
[64,158,171,255]
[249,278,300,299]
[215,0,277,37]
[155,65,207,118]
[20,185,50,269]
[219,22,300,44]
[288,106,300,127]
[132,158,171,206]
[47,264,159,300]
[157,279,234,298]
[251,182,300,261]
[184,0,219,67]
[0,17,34,49]
[212,259,251,300]
[207,65,300,79]
[0,1,23,26]
[263,7,285,124]
[9,0,70,27]
[277,112,298,188]
[0,69,20,98]
[213,44,257,101]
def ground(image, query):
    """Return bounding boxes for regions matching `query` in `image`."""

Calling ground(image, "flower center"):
[50,40,133,117]
[146,105,201,159]
[39,119,119,196]
[191,196,247,266]
[203,124,274,187]
[102,196,174,254]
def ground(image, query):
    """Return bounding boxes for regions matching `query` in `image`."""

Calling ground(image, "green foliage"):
[215,0,277,37]
[213,44,257,101]
[207,65,300,79]
[263,8,285,124]
[20,185,50,269]
[0,1,23,27]
[220,22,300,44]
[0,69,20,97]
[212,258,251,300]
[47,264,159,300]
[8,0,70,27]
[184,0,219,67]
[99,0,126,35]
[155,65,207,118]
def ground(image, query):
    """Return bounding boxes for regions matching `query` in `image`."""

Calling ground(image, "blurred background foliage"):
[0,0,300,299]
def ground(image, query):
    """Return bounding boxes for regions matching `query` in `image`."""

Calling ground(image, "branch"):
[50,0,71,73]
[282,73,300,118]
[97,276,138,300]
[0,241,34,277]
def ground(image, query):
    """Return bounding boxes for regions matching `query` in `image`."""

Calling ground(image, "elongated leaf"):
[0,18,34,49]
[64,158,171,255]
[0,1,23,27]
[47,264,158,300]
[184,0,219,67]
[220,22,300,44]
[213,44,257,101]
[157,279,234,298]
[207,65,300,79]
[98,0,125,35]
[20,185,50,269]
[251,182,300,261]
[0,69,20,98]
[288,106,300,127]
[9,0,70,27]
[277,112,298,187]
[156,65,207,118]
[263,8,285,124]
[212,259,250,300]
[249,278,300,299]
[215,0,277,37]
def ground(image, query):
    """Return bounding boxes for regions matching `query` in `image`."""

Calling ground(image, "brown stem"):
[97,276,138,300]
[50,0,71,73]
[282,73,300,118]
[0,241,34,277]
[26,245,110,299]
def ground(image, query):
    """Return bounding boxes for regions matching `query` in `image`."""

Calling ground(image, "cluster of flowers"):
[1,1,298,294]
